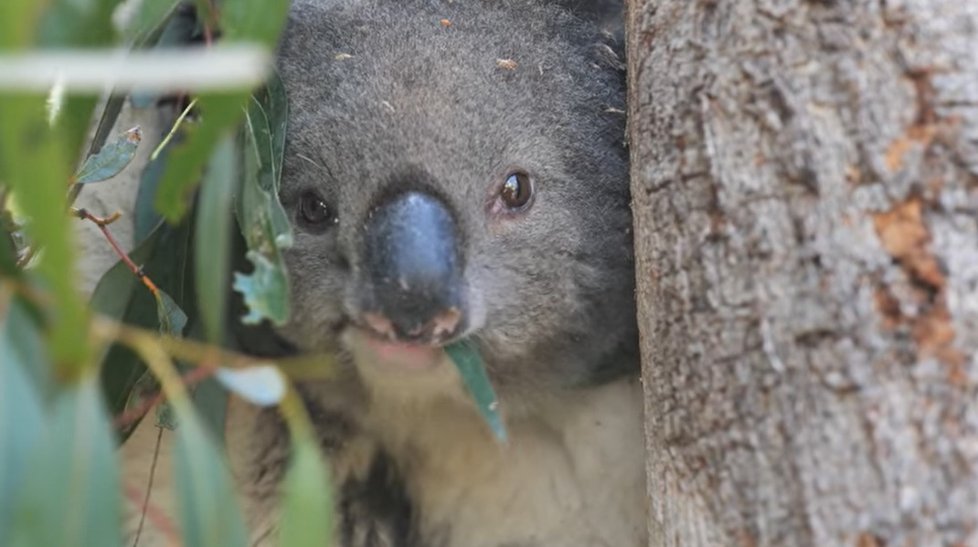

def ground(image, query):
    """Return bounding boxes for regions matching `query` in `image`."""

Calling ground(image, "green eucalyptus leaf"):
[94,219,194,432]
[0,217,18,277]
[191,375,228,438]
[83,96,126,169]
[0,301,46,546]
[92,231,157,426]
[0,95,90,372]
[156,93,250,222]
[8,376,123,547]
[232,75,292,325]
[123,0,183,42]
[0,297,50,395]
[445,340,507,442]
[133,145,168,244]
[195,135,235,342]
[74,126,142,184]
[155,288,188,336]
[120,368,159,424]
[37,0,116,47]
[239,74,291,246]
[176,320,230,438]
[173,403,249,547]
[220,0,290,46]
[129,4,200,108]
[0,2,38,47]
[36,0,117,160]
[233,251,289,326]
[279,432,333,547]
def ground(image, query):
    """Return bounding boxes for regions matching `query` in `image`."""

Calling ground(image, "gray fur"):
[277,0,634,395]
[235,1,645,545]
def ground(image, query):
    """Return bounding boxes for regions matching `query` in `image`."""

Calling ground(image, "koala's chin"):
[341,327,475,409]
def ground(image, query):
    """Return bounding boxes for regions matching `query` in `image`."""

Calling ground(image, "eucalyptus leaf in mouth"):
[445,339,507,443]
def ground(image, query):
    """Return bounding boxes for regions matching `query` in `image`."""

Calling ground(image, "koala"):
[227,1,647,546]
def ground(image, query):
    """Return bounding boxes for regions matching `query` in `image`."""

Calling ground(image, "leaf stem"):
[150,98,198,162]
[129,427,165,547]
[90,315,338,381]
[73,207,161,297]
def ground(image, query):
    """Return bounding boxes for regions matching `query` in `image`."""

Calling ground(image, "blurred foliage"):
[0,0,330,545]
[0,0,505,545]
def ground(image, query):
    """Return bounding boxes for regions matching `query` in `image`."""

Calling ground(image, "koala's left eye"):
[498,171,534,211]
[297,192,337,233]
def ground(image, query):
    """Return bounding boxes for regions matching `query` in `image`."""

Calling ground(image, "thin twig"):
[91,315,338,381]
[73,208,122,227]
[73,207,161,297]
[0,275,339,381]
[130,426,165,547]
[150,98,197,162]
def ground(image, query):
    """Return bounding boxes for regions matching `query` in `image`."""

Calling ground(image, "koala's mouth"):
[344,326,448,372]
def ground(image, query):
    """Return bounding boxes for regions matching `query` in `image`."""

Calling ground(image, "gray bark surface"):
[626,1,978,545]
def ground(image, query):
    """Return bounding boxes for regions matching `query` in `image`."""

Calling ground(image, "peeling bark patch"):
[908,69,939,127]
[884,69,942,173]
[911,305,962,366]
[736,528,758,547]
[873,283,902,330]
[884,124,937,173]
[872,197,966,379]
[856,532,883,547]
[873,197,944,290]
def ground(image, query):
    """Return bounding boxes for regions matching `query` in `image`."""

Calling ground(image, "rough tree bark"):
[627,1,978,545]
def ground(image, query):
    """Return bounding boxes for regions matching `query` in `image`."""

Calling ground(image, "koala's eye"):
[499,171,533,211]
[297,192,337,232]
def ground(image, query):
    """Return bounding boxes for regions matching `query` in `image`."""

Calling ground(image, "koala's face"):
[275,0,636,399]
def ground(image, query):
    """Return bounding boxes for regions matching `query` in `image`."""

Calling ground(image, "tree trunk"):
[626,1,978,545]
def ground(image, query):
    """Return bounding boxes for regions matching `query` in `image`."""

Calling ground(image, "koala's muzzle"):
[360,191,464,344]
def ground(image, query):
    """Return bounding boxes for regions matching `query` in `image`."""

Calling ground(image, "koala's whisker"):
[296,152,331,176]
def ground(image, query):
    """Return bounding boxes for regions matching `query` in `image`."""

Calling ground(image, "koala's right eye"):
[297,192,337,233]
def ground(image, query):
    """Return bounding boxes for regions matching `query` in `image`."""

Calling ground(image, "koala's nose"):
[360,191,464,343]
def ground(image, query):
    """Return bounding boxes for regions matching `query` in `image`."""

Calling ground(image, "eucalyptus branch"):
[91,315,338,380]
[73,207,162,298]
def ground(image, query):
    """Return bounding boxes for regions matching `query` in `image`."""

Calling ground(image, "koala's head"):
[275,0,636,402]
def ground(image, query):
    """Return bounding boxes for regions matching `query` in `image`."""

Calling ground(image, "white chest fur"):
[228,355,648,547]
[363,373,649,547]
